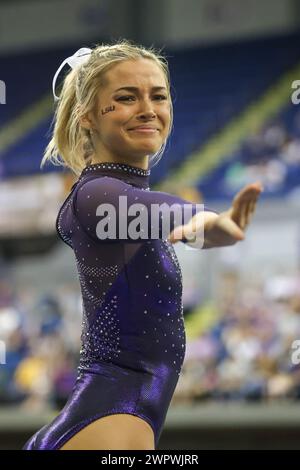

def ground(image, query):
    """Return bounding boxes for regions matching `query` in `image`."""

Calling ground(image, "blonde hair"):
[41,39,174,176]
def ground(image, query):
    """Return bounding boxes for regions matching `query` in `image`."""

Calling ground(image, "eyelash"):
[116,95,167,102]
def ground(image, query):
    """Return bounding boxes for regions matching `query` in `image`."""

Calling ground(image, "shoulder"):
[75,176,131,197]
[73,176,135,213]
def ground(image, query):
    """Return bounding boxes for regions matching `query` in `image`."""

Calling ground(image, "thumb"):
[218,216,245,240]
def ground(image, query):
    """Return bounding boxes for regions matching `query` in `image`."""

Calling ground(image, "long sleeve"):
[73,176,218,244]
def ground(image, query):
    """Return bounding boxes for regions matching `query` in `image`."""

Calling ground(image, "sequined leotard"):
[23,162,217,450]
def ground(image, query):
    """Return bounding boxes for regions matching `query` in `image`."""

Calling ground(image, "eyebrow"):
[113,86,167,93]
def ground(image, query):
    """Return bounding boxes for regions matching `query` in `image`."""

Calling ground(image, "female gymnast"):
[23,40,263,450]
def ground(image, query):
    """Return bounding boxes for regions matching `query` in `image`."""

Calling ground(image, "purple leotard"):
[23,162,217,450]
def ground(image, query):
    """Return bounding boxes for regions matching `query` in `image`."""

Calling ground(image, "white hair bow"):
[52,47,92,101]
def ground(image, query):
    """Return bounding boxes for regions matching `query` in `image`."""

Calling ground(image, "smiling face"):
[80,58,172,168]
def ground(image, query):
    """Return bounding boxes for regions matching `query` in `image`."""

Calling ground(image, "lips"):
[130,128,157,131]
[128,126,159,130]
[128,127,159,136]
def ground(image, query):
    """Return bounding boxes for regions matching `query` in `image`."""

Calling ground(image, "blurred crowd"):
[0,278,81,411]
[224,107,300,195]
[1,268,300,411]
[175,270,300,404]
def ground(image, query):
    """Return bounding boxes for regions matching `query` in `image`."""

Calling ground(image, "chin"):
[127,135,162,150]
[136,142,161,153]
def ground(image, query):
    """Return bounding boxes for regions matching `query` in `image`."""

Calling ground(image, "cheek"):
[162,101,172,121]
[107,107,131,128]
[100,119,129,148]
[162,108,172,135]
[96,109,125,135]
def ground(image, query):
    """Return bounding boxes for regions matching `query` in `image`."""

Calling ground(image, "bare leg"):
[60,414,155,450]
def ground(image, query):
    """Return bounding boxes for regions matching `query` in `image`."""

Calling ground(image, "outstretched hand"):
[203,181,264,248]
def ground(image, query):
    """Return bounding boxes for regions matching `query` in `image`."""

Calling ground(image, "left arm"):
[168,182,264,249]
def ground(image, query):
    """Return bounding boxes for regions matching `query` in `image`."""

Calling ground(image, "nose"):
[137,98,156,120]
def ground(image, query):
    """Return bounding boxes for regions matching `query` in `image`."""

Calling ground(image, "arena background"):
[1,0,300,450]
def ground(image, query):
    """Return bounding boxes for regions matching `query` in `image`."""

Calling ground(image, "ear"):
[79,111,95,130]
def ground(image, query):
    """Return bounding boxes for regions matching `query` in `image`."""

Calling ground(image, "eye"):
[116,96,135,101]
[154,95,168,100]
[116,95,168,102]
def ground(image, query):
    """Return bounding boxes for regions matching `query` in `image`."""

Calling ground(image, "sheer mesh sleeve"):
[73,176,218,244]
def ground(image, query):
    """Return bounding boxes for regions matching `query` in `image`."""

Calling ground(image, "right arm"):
[74,176,218,244]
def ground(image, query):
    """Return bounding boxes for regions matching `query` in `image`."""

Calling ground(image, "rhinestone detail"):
[80,162,150,178]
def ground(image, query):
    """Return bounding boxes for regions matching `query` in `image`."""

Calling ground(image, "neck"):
[89,133,151,170]
[91,150,149,171]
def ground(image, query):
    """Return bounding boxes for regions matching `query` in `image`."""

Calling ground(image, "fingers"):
[232,183,263,210]
[231,182,263,229]
[168,226,184,243]
[243,189,261,228]
[233,182,264,201]
[241,197,256,230]
[244,198,257,227]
